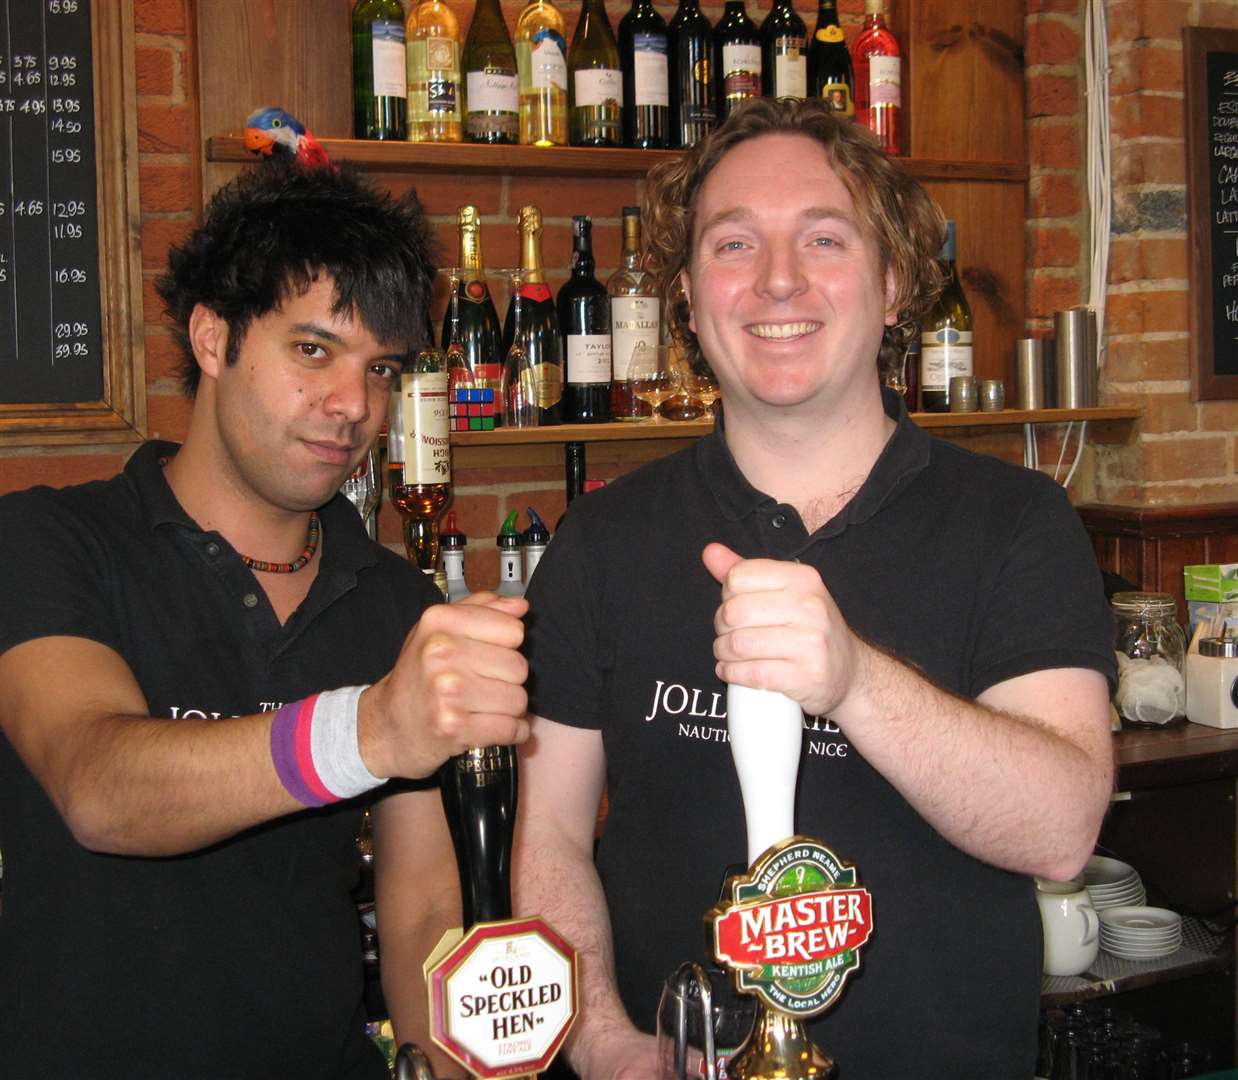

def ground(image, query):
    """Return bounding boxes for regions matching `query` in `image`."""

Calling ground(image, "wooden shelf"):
[206,135,1027,183]
[447,407,1139,448]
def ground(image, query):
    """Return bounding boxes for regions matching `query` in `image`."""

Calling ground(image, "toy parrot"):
[243,106,331,168]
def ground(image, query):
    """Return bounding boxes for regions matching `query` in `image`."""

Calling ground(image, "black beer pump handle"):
[440,744,517,927]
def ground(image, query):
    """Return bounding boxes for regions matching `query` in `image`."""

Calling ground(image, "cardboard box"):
[1184,563,1238,602]
[1187,599,1238,643]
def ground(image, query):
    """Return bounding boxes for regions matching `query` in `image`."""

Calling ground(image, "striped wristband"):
[270,686,387,807]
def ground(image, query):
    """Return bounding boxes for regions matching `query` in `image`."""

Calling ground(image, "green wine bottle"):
[619,0,670,148]
[807,0,853,114]
[463,0,520,144]
[569,0,623,147]
[713,0,761,122]
[352,0,408,139]
[919,221,973,412]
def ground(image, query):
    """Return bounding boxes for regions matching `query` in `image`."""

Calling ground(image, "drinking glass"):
[682,360,721,419]
[656,962,757,1080]
[628,344,675,421]
[340,445,381,540]
[658,346,703,421]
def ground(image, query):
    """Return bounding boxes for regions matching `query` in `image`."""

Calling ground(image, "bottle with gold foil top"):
[608,206,658,421]
[515,0,569,146]
[808,0,853,115]
[502,206,563,425]
[405,0,463,142]
[441,207,504,397]
[387,349,452,570]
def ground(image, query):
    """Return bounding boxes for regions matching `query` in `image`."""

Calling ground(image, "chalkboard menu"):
[1186,27,1238,400]
[1,0,104,405]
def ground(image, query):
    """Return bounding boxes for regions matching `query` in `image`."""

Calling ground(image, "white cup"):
[1036,878,1099,976]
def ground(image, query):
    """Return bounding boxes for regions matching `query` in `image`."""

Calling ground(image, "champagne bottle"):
[713,0,761,123]
[619,0,670,149]
[919,221,973,413]
[501,206,563,425]
[668,0,714,148]
[568,0,623,147]
[608,207,659,421]
[558,215,612,423]
[405,0,463,142]
[852,0,900,154]
[807,0,853,114]
[462,0,520,144]
[515,0,569,146]
[352,0,408,140]
[441,207,504,398]
[760,0,807,100]
[388,349,451,569]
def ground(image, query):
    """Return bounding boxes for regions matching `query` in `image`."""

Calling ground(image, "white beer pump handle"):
[727,684,804,868]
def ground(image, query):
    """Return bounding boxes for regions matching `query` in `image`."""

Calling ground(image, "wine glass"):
[498,268,539,428]
[628,344,675,421]
[656,962,757,1080]
[658,345,704,421]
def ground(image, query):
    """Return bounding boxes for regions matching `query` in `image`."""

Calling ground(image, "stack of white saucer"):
[1082,855,1146,911]
[1098,906,1183,960]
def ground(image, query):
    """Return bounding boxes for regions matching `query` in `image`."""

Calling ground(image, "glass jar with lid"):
[1111,591,1186,727]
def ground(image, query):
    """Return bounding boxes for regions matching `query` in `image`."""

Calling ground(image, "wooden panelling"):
[908,0,1025,163]
[1079,503,1238,620]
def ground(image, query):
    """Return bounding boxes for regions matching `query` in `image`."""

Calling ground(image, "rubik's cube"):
[449,387,496,431]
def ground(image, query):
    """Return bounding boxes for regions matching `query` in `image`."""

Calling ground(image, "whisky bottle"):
[608,207,659,421]
[388,350,452,569]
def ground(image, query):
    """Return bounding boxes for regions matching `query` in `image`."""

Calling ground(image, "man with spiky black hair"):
[0,164,530,1078]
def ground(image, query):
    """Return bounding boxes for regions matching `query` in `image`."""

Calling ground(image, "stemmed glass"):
[682,360,721,420]
[628,344,676,422]
[435,266,474,388]
[497,267,538,428]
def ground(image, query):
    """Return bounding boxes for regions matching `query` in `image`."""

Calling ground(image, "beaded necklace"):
[238,512,320,574]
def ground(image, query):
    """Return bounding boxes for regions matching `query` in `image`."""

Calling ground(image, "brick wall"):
[1026,0,1238,507]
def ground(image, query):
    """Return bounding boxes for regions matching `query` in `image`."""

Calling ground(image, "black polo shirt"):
[525,391,1115,1079]
[0,440,438,1079]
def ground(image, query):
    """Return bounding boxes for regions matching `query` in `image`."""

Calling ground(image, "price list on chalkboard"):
[1208,53,1238,374]
[0,0,103,404]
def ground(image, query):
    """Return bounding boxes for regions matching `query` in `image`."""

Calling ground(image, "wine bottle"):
[352,0,408,140]
[405,0,463,142]
[713,0,761,123]
[568,0,623,147]
[515,0,569,146]
[557,215,612,423]
[807,0,853,114]
[760,0,807,100]
[619,0,670,149]
[852,0,900,154]
[462,0,520,144]
[668,0,714,148]
[608,207,658,422]
[442,207,504,398]
[439,510,470,602]
[501,206,563,425]
[919,221,973,413]
[387,349,451,569]
[496,510,525,597]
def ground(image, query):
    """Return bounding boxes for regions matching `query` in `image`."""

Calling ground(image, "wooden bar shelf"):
[448,406,1140,448]
[206,135,1028,184]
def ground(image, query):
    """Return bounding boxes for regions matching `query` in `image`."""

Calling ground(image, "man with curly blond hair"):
[516,99,1115,1079]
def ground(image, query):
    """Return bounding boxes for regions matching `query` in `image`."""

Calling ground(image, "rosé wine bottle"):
[850,0,900,155]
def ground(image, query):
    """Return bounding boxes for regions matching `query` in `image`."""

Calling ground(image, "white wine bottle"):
[405,0,463,142]
[919,221,973,413]
[515,0,569,146]
[569,0,623,146]
[462,0,520,143]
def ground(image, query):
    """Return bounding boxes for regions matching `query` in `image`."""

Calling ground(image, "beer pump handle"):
[440,745,517,927]
[726,685,803,868]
